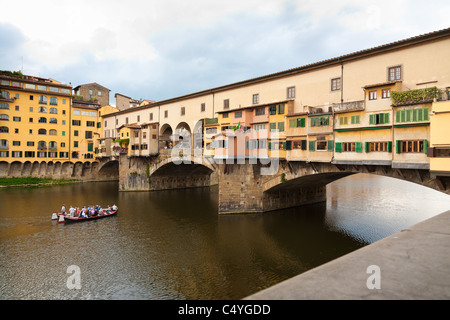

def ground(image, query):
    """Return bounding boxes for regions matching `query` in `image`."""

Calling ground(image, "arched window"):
[0,91,10,99]
[49,118,57,124]
[49,141,57,150]
[49,129,57,136]
[50,97,58,105]
[0,139,8,149]
[49,107,58,114]
[39,96,47,104]
[38,117,47,123]
[0,114,9,121]
[0,103,9,110]
[38,128,47,135]
[38,141,47,150]
[38,106,47,113]
[0,126,9,133]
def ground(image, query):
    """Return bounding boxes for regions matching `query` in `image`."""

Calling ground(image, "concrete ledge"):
[245,210,450,300]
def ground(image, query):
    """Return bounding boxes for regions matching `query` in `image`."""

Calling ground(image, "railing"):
[332,100,365,113]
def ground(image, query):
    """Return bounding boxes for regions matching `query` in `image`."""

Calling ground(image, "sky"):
[1,0,449,105]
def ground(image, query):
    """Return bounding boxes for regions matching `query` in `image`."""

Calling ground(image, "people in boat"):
[61,205,66,214]
[112,204,118,211]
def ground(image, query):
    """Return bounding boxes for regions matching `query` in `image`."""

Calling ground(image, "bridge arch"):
[148,155,215,191]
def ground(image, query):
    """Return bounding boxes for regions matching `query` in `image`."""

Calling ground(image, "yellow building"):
[0,72,72,164]
[71,99,102,162]
[429,99,450,177]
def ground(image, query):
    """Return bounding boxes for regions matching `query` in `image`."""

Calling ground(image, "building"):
[0,72,72,165]
[95,28,449,180]
[73,83,110,107]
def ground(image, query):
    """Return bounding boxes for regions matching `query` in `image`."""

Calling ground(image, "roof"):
[74,82,111,91]
[103,27,450,118]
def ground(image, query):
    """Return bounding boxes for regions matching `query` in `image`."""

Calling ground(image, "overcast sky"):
[1,0,449,105]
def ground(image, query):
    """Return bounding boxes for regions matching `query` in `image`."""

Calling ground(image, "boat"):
[62,209,117,223]
[52,206,118,223]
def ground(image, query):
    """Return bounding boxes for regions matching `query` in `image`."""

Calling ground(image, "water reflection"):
[0,174,449,300]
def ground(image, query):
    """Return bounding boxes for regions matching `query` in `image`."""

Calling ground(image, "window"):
[365,141,392,152]
[311,116,329,127]
[222,112,229,119]
[395,108,429,123]
[351,115,360,124]
[254,124,266,131]
[252,94,259,105]
[331,78,341,91]
[0,114,9,121]
[339,116,348,125]
[74,141,79,148]
[38,141,47,150]
[98,91,102,96]
[396,140,427,154]
[50,108,57,114]
[49,118,57,124]
[74,110,81,115]
[29,95,34,100]
[49,129,57,136]
[85,131,93,139]
[369,113,390,125]
[235,111,242,119]
[287,86,295,99]
[181,107,185,116]
[15,105,19,111]
[201,103,206,112]
[12,141,20,146]
[288,118,305,128]
[269,105,277,115]
[38,107,47,113]
[164,110,168,118]
[382,89,391,99]
[86,121,95,127]
[39,96,47,104]
[277,122,284,132]
[137,115,140,122]
[29,118,33,123]
[27,141,35,147]
[316,141,328,151]
[74,130,79,137]
[38,129,47,135]
[0,103,9,110]
[72,120,81,126]
[389,66,401,81]
[149,113,153,121]
[82,111,89,116]
[224,99,230,110]
[277,104,285,114]
[25,151,35,158]
[369,90,377,100]
[255,107,265,116]
[50,97,58,105]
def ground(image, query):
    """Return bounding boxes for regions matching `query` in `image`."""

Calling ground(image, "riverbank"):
[0,177,81,188]
[245,209,450,300]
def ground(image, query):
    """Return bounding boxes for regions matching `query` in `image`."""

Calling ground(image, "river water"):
[1,173,449,300]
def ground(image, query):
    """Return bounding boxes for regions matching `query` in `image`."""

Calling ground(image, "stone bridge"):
[112,153,450,214]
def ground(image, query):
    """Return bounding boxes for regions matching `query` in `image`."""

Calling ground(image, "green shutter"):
[355,142,362,153]
[396,140,402,154]
[282,142,286,150]
[301,140,307,150]
[286,141,292,151]
[335,142,342,153]
[423,108,429,121]
[412,109,418,122]
[300,118,305,127]
[327,140,333,151]
[369,114,375,125]
[289,119,297,128]
[406,109,411,122]
[270,123,277,131]
[268,142,272,150]
[396,110,401,123]
[278,122,284,132]
[309,140,315,151]
[387,141,392,153]
[384,113,389,124]
[278,104,285,114]
[365,142,370,153]
[88,143,93,152]
[424,139,428,154]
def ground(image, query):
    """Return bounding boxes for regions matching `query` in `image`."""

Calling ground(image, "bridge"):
[105,145,450,214]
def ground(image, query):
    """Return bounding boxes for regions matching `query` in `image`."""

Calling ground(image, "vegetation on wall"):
[0,70,23,78]
[391,87,442,106]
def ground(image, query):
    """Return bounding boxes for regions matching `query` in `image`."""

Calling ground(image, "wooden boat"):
[62,209,117,223]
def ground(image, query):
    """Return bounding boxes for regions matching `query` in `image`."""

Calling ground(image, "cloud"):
[0,0,449,103]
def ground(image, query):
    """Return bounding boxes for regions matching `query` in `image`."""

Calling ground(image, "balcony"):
[205,118,218,125]
[332,100,365,113]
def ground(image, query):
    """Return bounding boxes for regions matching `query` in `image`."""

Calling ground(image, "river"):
[1,173,449,300]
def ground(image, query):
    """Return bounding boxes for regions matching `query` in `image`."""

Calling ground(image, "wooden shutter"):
[387,141,392,153]
[355,142,362,153]
[365,142,370,153]
[309,140,315,151]
[301,140,307,151]
[327,140,333,151]
[289,119,297,128]
[335,142,342,153]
